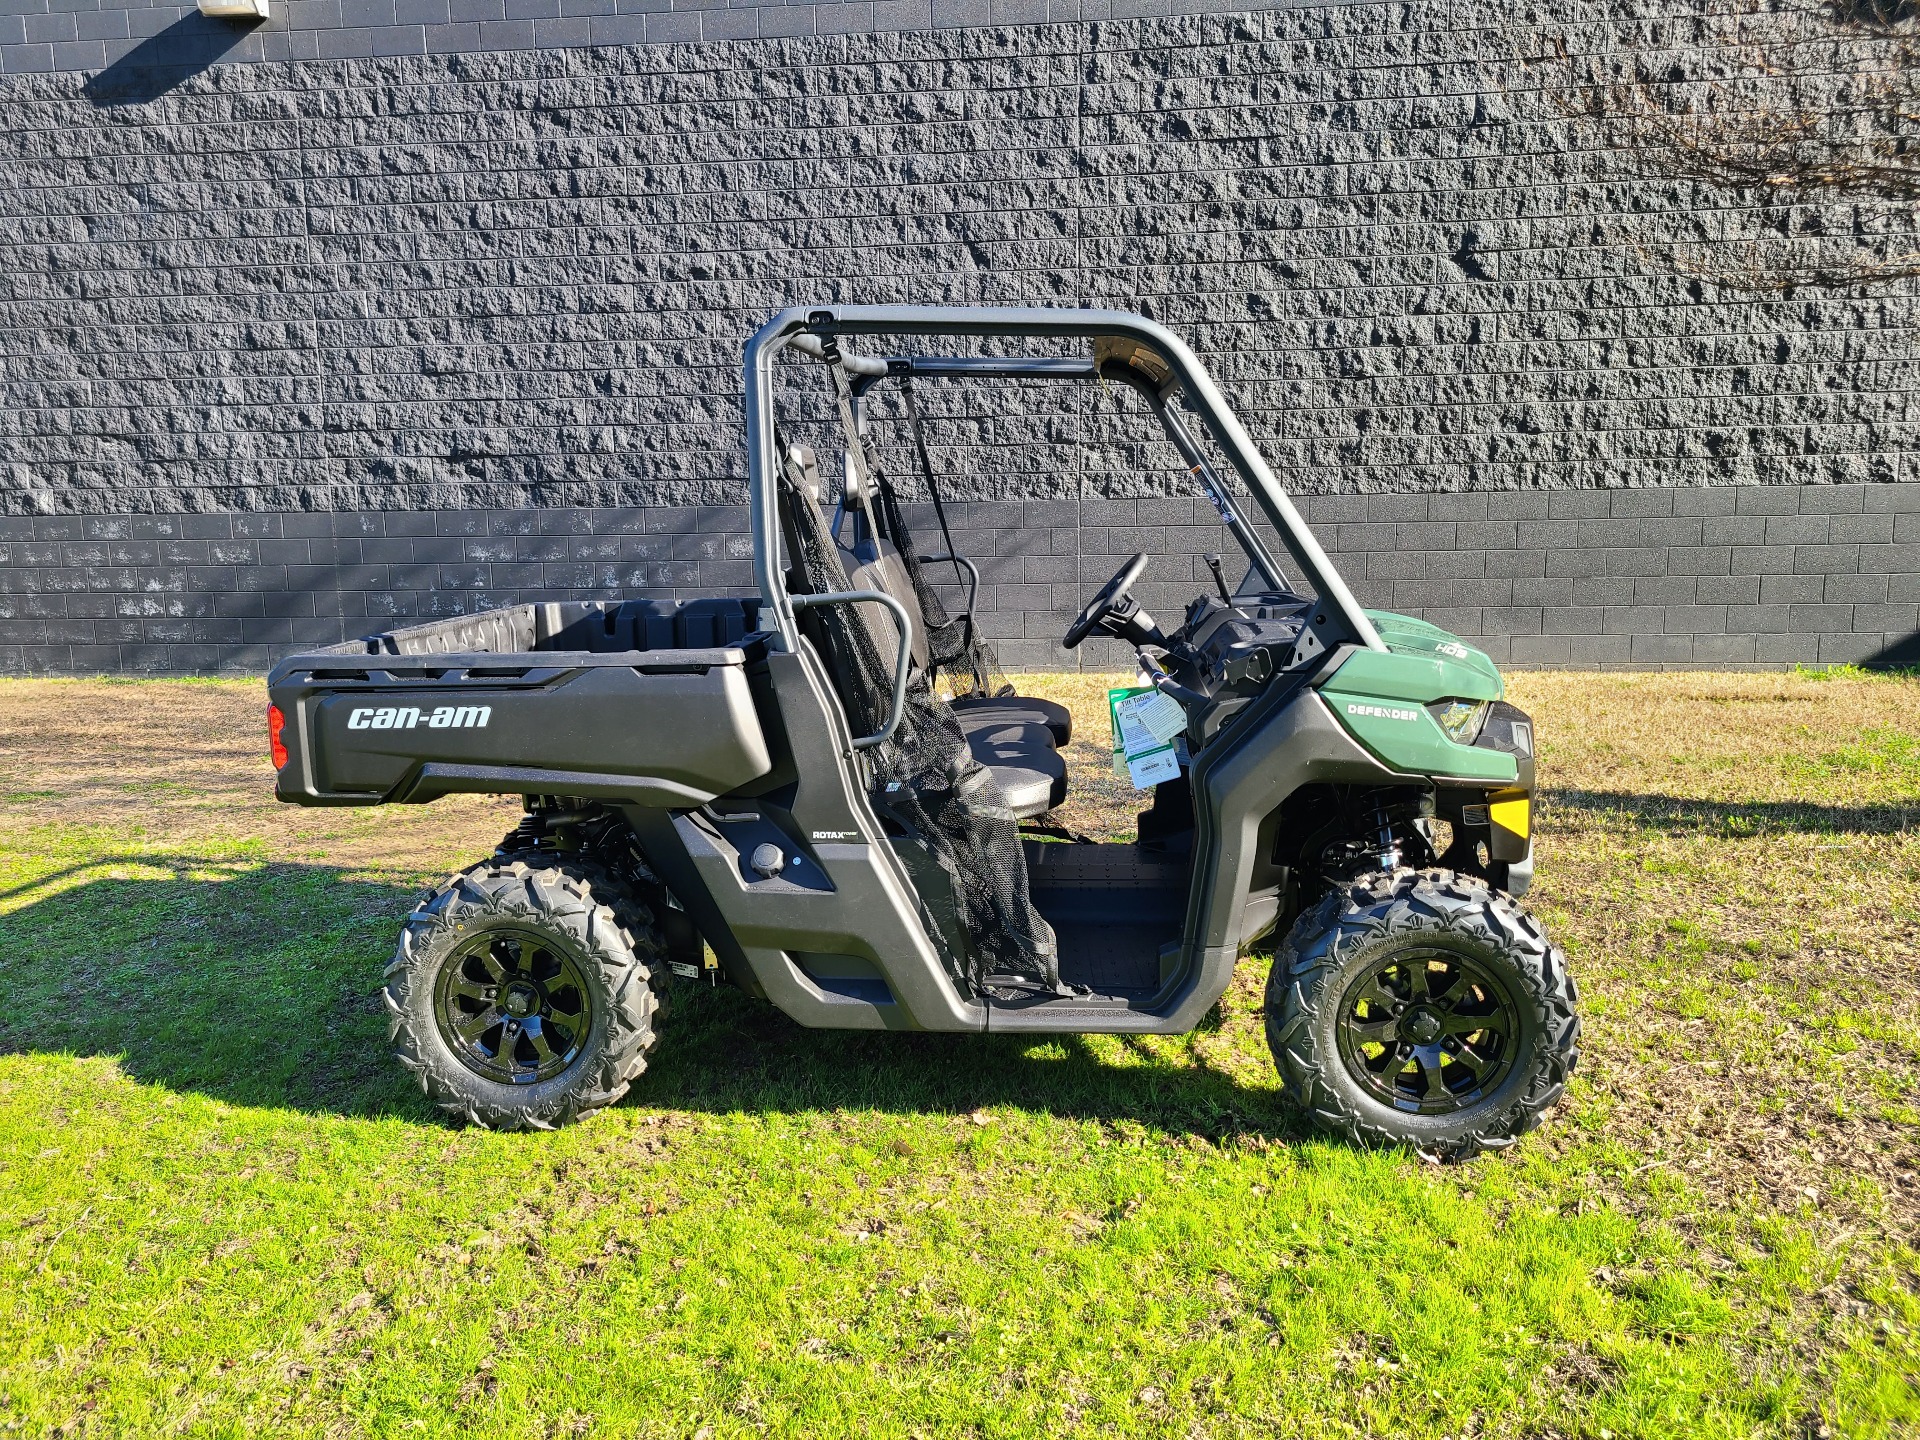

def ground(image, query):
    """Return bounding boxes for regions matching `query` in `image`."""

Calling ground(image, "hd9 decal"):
[347,705,492,731]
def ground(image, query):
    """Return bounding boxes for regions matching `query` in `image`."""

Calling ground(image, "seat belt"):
[821,342,888,552]
[821,342,873,493]
[897,376,977,652]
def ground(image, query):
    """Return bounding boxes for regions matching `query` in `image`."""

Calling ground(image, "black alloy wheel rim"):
[1334,946,1520,1114]
[434,926,593,1085]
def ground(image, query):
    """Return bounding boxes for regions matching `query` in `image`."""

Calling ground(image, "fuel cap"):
[749,843,786,879]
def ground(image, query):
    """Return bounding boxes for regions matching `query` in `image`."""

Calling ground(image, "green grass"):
[1,674,1917,1437]
[1790,664,1920,684]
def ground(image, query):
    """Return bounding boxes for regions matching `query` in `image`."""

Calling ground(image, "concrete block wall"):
[1,482,1912,672]
[1,0,1915,670]
[1,0,1111,69]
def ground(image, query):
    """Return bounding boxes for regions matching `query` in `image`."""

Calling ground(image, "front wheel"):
[1264,869,1578,1161]
[383,857,662,1130]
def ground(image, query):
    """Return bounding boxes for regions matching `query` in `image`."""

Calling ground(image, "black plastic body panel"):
[622,646,988,1034]
[986,686,1399,1033]
[268,599,773,807]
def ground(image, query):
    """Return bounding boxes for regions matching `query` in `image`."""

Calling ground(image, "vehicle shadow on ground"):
[1544,788,1919,836]
[0,860,1300,1141]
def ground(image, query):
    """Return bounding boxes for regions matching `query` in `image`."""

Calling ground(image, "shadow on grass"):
[1545,788,1919,836]
[0,859,1296,1141]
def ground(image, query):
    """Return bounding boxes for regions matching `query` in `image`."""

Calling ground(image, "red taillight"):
[268,704,288,770]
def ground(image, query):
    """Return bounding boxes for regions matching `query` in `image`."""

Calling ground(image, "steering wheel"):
[1063,552,1150,649]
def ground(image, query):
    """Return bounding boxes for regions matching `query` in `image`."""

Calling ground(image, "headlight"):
[1427,698,1490,745]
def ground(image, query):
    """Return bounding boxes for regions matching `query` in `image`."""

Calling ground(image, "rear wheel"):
[384,857,662,1130]
[493,845,673,1019]
[1264,869,1578,1161]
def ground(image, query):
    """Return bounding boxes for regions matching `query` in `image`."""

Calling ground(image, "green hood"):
[1313,611,1514,782]
[1321,611,1505,707]
[1366,610,1505,699]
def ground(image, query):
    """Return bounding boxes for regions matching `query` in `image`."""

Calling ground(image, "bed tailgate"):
[268,646,774,807]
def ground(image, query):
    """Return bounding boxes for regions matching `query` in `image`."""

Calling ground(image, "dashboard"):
[1154,590,1336,744]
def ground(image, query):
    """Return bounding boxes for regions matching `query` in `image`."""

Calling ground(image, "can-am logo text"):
[348,705,491,731]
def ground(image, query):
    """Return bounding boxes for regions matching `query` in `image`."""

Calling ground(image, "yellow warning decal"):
[1488,796,1530,840]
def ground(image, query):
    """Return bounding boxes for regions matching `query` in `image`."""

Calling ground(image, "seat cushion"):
[950,694,1072,749]
[958,717,1068,820]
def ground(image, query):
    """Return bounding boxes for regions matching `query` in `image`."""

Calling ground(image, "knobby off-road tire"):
[492,845,674,1020]
[1264,868,1579,1162]
[384,856,663,1131]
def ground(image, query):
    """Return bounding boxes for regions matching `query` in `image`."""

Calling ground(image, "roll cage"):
[743,306,1387,667]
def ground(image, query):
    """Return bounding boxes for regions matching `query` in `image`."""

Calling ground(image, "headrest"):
[783,443,822,504]
[841,467,871,508]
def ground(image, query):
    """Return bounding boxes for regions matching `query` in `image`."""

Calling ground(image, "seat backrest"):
[827,465,931,673]
[775,446,907,742]
[837,537,931,673]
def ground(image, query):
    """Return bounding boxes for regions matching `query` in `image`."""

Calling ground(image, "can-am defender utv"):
[267,307,1578,1160]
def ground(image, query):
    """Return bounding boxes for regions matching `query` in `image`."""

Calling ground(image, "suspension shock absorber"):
[1370,795,1401,872]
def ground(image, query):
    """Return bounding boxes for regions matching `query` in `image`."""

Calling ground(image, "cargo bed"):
[268,598,774,807]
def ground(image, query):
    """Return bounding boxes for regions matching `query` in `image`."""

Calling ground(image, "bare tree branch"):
[1536,0,1919,290]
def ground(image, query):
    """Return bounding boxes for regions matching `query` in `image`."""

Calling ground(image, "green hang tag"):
[1109,685,1184,790]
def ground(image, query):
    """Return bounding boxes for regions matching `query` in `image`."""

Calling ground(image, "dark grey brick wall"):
[2,482,1912,673]
[3,5,1915,518]
[1,0,1113,70]
[1,3,1914,670]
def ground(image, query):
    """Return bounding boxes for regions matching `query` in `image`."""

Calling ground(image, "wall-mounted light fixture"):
[197,0,271,16]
